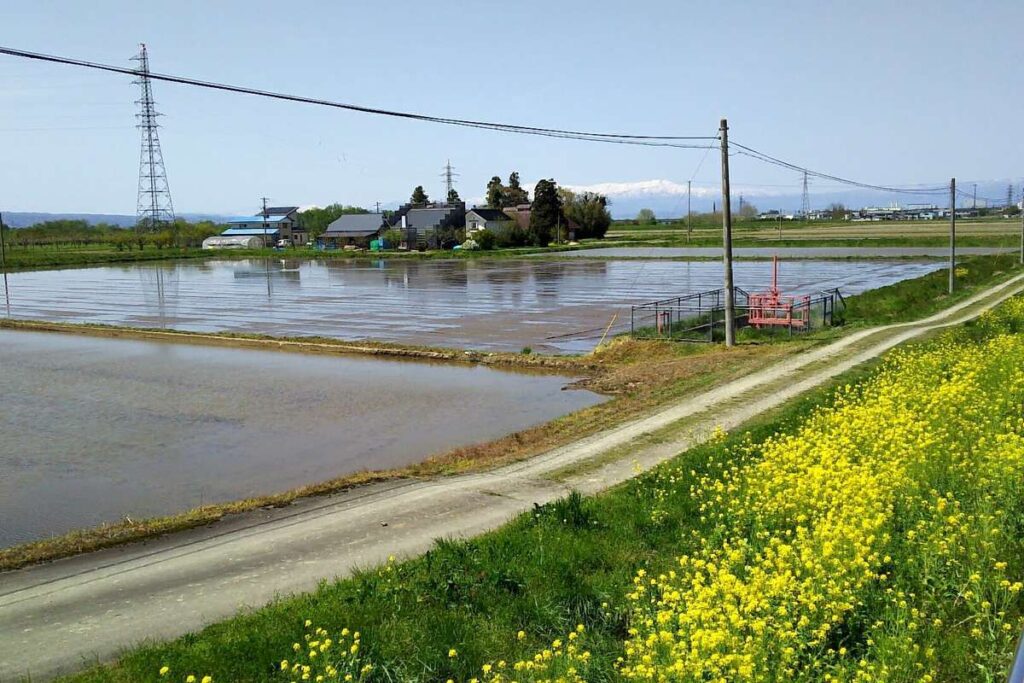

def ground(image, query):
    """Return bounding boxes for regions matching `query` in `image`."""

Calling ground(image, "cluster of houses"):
[847,206,980,221]
[321,201,541,250]
[202,202,539,250]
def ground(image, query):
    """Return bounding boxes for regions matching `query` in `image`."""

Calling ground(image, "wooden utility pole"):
[261,196,272,298]
[686,180,692,242]
[719,118,735,347]
[261,196,270,248]
[0,211,9,316]
[949,178,956,295]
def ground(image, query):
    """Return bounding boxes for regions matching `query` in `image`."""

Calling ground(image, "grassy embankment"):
[3,217,1020,272]
[606,216,1022,249]
[1,254,1019,573]
[61,295,1024,682]
[1,244,214,271]
[0,242,580,272]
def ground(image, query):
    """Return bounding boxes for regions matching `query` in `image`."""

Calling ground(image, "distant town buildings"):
[755,203,984,222]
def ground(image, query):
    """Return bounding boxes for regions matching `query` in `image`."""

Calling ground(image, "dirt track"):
[2,273,1023,682]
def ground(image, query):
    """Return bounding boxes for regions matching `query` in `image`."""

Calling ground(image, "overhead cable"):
[0,46,716,149]
[731,140,950,195]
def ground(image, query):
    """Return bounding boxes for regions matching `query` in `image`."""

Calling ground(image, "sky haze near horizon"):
[1,0,1022,215]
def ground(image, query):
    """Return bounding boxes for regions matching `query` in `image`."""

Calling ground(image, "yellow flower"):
[158,666,169,676]
[448,648,458,658]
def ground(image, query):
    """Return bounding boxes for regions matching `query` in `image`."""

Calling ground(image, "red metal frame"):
[747,256,811,329]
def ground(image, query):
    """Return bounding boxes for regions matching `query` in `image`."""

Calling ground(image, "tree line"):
[404,171,612,248]
[0,219,225,250]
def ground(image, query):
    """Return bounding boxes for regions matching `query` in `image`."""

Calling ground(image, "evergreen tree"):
[447,187,461,204]
[410,186,429,205]
[505,171,530,206]
[485,176,504,208]
[529,179,561,246]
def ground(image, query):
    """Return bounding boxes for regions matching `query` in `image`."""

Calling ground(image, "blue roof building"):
[219,206,305,246]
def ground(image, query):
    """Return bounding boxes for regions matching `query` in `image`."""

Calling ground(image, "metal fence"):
[630,286,846,343]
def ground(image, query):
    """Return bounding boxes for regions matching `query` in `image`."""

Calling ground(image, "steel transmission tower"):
[132,43,174,230]
[441,159,459,202]
[800,170,810,218]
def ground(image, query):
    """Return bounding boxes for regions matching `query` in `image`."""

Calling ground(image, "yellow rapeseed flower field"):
[619,299,1024,681]
[158,299,1024,682]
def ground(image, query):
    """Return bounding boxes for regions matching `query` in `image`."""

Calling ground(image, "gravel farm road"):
[3,272,1024,682]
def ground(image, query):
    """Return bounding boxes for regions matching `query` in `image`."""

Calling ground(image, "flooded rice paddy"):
[0,330,603,547]
[557,246,1012,259]
[3,258,944,353]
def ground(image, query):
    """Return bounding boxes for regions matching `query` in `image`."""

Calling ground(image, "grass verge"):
[59,357,881,683]
[61,297,1024,682]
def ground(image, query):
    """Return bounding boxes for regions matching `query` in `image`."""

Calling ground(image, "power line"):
[955,188,1004,206]
[731,140,950,195]
[0,45,717,149]
[0,45,998,202]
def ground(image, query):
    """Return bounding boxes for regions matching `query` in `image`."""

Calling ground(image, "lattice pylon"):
[132,43,174,230]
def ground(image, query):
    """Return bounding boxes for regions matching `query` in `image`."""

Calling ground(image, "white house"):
[465,208,514,235]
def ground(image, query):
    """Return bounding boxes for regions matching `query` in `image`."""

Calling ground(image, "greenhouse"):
[201,235,264,250]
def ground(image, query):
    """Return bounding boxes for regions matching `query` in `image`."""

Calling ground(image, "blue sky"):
[1,0,1022,216]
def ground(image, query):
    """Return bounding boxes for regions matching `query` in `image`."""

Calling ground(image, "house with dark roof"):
[321,213,386,248]
[220,205,307,246]
[389,203,465,249]
[502,204,533,231]
[465,208,514,235]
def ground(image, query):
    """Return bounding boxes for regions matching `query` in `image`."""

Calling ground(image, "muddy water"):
[2,258,943,353]
[0,330,603,547]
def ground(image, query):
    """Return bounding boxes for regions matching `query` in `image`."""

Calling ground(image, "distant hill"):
[1,212,231,228]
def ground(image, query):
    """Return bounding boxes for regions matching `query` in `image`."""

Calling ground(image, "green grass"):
[2,245,214,271]
[839,252,1020,326]
[6,217,1020,273]
[61,363,878,683]
[55,291,1024,682]
[631,253,1021,344]
[0,243,595,272]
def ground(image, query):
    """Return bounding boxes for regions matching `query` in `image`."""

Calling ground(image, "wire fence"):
[630,286,846,343]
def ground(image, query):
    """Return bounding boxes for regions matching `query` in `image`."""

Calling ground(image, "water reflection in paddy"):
[0,330,603,547]
[3,258,944,353]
